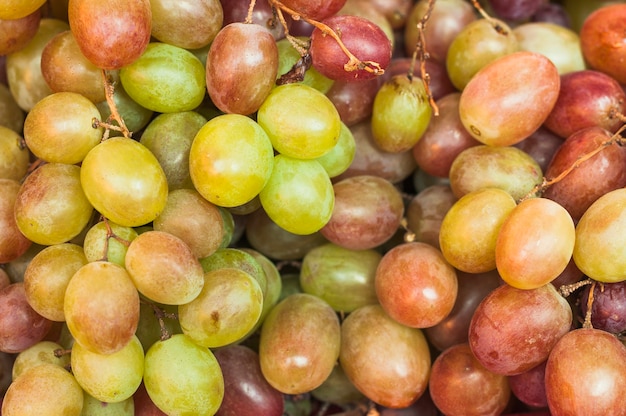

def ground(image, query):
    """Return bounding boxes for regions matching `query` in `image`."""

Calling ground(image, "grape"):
[573,188,626,283]
[469,283,572,376]
[371,75,432,153]
[189,114,274,208]
[213,345,284,416]
[425,269,501,352]
[449,145,543,201]
[0,127,27,180]
[1,363,84,416]
[337,0,395,48]
[404,0,477,63]
[580,4,626,85]
[531,3,572,28]
[178,267,263,348]
[321,175,404,250]
[580,281,626,334]
[258,83,341,159]
[119,42,206,113]
[40,30,106,103]
[68,0,151,70]
[64,261,140,355]
[124,230,205,305]
[82,220,138,266]
[0,84,26,134]
[0,8,40,55]
[375,242,458,328]
[513,22,585,75]
[315,121,356,178]
[139,111,207,191]
[6,18,69,112]
[459,51,561,147]
[280,0,347,21]
[339,304,431,408]
[367,0,413,29]
[24,92,104,164]
[0,179,31,263]
[143,334,224,416]
[545,328,626,415]
[220,0,289,40]
[259,293,340,394]
[487,0,548,21]
[0,0,46,20]
[412,92,481,178]
[513,127,563,173]
[81,392,134,416]
[508,361,548,409]
[14,163,94,246]
[0,283,52,354]
[542,126,626,222]
[311,363,365,406]
[406,184,458,249]
[23,243,87,322]
[439,188,516,274]
[150,0,223,49]
[496,198,576,290]
[206,22,278,115]
[11,341,70,381]
[310,14,392,82]
[80,137,168,228]
[446,18,519,91]
[200,247,268,294]
[544,70,626,139]
[153,189,226,259]
[385,57,456,102]
[71,335,144,403]
[428,343,511,416]
[259,155,334,235]
[300,242,380,312]
[325,77,379,126]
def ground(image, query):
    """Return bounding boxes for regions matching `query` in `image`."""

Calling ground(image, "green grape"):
[23,91,104,164]
[82,220,138,266]
[0,125,29,181]
[259,155,335,235]
[2,363,84,416]
[259,293,341,394]
[300,242,381,313]
[64,261,140,355]
[71,335,144,403]
[143,333,224,416]
[80,392,134,416]
[311,363,365,406]
[95,81,154,137]
[199,247,267,295]
[257,83,341,159]
[275,37,334,93]
[315,121,356,178]
[14,163,94,246]
[12,341,70,381]
[140,111,207,191]
[80,137,168,227]
[178,267,264,348]
[371,75,433,153]
[124,230,205,305]
[189,113,274,207]
[23,243,87,321]
[119,42,206,113]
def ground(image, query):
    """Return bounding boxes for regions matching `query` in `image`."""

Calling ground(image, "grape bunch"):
[1,0,626,415]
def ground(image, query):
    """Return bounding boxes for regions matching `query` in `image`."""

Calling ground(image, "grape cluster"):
[1,0,626,415]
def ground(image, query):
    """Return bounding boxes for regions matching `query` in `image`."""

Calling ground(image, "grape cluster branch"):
[408,0,439,116]
[92,69,132,140]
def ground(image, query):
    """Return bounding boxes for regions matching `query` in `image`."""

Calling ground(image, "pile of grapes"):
[2,0,626,414]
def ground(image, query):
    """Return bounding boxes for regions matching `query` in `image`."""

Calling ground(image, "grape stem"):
[408,0,439,116]
[582,280,599,329]
[559,278,593,298]
[92,70,132,140]
[470,0,508,35]
[244,0,257,23]
[99,216,132,262]
[142,299,178,341]
[267,0,385,76]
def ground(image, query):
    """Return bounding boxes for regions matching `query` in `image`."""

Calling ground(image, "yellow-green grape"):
[143,334,224,416]
[80,392,134,416]
[82,220,138,266]
[200,247,267,294]
[189,114,275,207]
[315,121,356,178]
[23,92,104,164]
[120,42,206,113]
[178,268,264,348]
[2,363,84,416]
[0,125,29,181]
[0,0,46,19]
[80,137,168,227]
[259,155,335,235]
[257,83,341,159]
[14,163,94,246]
[371,75,433,153]
[71,335,144,403]
[12,341,70,381]
[64,261,140,355]
[275,37,334,93]
[23,243,87,321]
